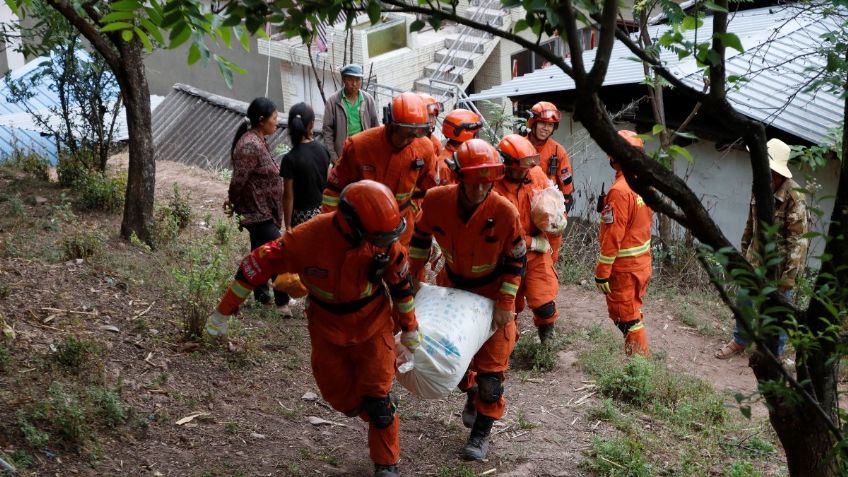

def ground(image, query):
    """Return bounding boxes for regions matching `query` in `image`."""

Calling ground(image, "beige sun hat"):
[766,138,792,179]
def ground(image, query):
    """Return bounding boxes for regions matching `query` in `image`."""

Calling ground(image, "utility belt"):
[309,286,385,315]
[446,265,500,289]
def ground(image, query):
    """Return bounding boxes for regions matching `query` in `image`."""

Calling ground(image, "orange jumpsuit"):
[493,167,559,327]
[595,170,652,355]
[532,137,573,262]
[409,185,525,420]
[322,126,438,246]
[215,212,417,466]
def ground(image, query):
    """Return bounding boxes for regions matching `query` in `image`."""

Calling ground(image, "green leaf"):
[409,19,425,33]
[217,58,234,89]
[681,15,702,31]
[668,144,693,162]
[715,32,744,53]
[188,43,201,64]
[121,29,134,42]
[652,124,665,135]
[169,24,191,48]
[734,392,744,403]
[674,130,697,139]
[514,19,528,33]
[702,1,728,12]
[367,0,380,24]
[428,14,442,31]
[239,28,250,51]
[100,21,133,32]
[140,17,165,45]
[740,406,751,419]
[110,0,143,12]
[218,25,232,47]
[134,27,153,52]
[101,11,136,23]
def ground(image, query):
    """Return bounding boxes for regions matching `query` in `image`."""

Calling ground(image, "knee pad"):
[476,373,504,404]
[362,395,395,429]
[616,319,643,336]
[532,301,557,319]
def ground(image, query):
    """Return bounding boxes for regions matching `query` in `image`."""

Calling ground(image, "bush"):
[87,387,126,427]
[16,411,50,449]
[60,229,103,260]
[597,355,655,405]
[1,150,51,181]
[172,241,231,339]
[214,218,233,245]
[727,461,763,477]
[53,335,99,374]
[165,184,192,230]
[56,151,97,187]
[582,436,653,477]
[511,335,562,372]
[150,207,180,249]
[76,172,126,212]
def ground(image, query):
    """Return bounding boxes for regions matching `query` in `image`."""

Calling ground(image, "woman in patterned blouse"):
[227,97,292,316]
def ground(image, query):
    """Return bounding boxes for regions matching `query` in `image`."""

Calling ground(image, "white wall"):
[551,114,837,262]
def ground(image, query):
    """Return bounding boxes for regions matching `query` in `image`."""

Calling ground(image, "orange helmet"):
[618,129,644,150]
[442,109,483,142]
[338,180,406,247]
[447,139,504,184]
[528,101,561,130]
[383,92,429,136]
[418,93,443,116]
[497,134,539,170]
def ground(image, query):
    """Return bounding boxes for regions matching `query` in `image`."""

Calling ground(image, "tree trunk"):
[768,398,840,475]
[115,39,155,242]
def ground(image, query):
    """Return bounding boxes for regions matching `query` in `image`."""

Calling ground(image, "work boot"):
[462,414,495,461]
[374,463,400,477]
[538,323,555,345]
[461,387,477,429]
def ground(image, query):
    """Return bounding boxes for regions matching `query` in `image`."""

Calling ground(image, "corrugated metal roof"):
[469,6,842,144]
[152,83,288,170]
[0,53,163,162]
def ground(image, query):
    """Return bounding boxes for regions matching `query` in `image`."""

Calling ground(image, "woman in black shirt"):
[280,102,332,230]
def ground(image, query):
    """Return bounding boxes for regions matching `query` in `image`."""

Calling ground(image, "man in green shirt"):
[323,63,379,163]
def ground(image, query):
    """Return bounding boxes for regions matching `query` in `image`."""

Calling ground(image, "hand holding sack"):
[529,236,552,254]
[272,273,308,298]
[531,183,567,235]
[395,285,495,399]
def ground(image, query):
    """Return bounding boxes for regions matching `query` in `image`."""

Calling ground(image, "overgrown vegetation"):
[172,239,232,339]
[576,324,778,475]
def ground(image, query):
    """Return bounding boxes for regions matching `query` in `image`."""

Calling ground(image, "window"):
[366,18,407,58]
[510,29,597,77]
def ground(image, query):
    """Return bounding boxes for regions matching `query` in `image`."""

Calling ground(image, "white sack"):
[395,284,494,399]
[530,182,567,234]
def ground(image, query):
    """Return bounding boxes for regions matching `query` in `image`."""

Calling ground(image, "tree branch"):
[586,0,619,89]
[45,0,121,74]
[559,0,585,79]
[709,0,728,101]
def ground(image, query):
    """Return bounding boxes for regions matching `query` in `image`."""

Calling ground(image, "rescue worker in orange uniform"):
[322,92,438,247]
[525,101,574,262]
[435,109,484,185]
[594,130,653,356]
[408,139,526,462]
[207,181,422,477]
[494,134,562,344]
[418,93,444,156]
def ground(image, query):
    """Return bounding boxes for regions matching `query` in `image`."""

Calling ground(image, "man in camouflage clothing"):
[715,138,808,359]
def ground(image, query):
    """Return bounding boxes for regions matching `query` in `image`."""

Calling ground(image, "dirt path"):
[1,160,766,477]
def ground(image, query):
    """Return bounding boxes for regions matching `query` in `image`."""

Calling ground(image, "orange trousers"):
[549,234,562,264]
[605,267,651,356]
[457,319,517,419]
[310,326,399,465]
[515,251,559,327]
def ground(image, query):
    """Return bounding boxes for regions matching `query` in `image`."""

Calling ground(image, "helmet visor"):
[365,217,407,248]
[500,151,539,169]
[396,123,430,138]
[535,109,560,122]
[460,164,504,184]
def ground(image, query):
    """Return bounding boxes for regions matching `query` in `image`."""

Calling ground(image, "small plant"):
[0,344,11,372]
[9,449,33,469]
[166,184,192,230]
[436,462,476,477]
[151,207,181,249]
[727,461,763,477]
[88,387,126,426]
[516,410,536,430]
[172,241,231,338]
[76,171,126,212]
[16,411,50,449]
[60,229,103,260]
[33,382,89,448]
[511,332,566,372]
[129,232,152,252]
[8,195,25,217]
[596,355,655,405]
[56,151,97,187]
[53,335,98,374]
[582,436,652,477]
[214,218,233,245]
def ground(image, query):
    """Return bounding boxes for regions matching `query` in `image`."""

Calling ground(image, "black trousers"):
[244,220,290,306]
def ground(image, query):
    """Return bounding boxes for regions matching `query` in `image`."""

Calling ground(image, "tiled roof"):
[152,83,288,170]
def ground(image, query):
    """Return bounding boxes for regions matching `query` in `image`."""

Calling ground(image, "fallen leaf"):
[180,342,201,353]
[176,412,210,425]
[306,416,346,427]
[250,432,266,439]
[99,325,120,333]
[302,391,318,401]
